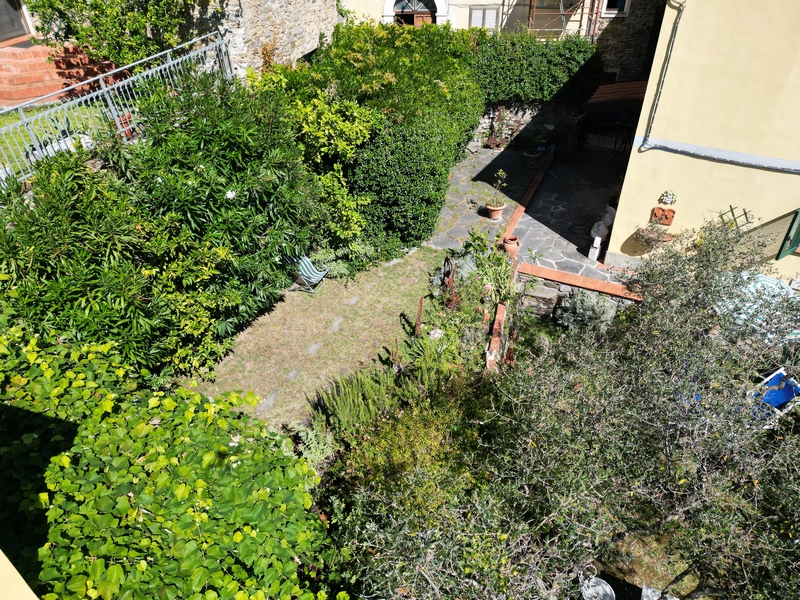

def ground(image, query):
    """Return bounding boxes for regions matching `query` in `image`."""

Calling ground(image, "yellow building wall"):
[607,0,800,280]
[0,550,38,600]
[342,0,385,22]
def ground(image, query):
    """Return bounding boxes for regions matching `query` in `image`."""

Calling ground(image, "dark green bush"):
[347,118,453,246]
[0,324,341,599]
[292,23,484,250]
[1,74,322,378]
[0,152,172,368]
[472,31,603,105]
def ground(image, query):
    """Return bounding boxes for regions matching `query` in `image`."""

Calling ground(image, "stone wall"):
[594,0,665,81]
[221,0,338,77]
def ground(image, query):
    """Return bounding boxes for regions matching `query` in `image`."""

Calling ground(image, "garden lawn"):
[194,246,444,428]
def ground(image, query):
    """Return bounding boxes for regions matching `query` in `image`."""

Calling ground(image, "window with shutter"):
[469,6,500,29]
[777,210,800,260]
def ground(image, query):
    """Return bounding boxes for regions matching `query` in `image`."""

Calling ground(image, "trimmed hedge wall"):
[472,31,603,105]
[298,24,485,253]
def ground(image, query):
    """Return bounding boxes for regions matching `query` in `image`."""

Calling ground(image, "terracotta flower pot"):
[502,235,520,258]
[650,206,675,226]
[116,112,133,140]
[486,203,506,221]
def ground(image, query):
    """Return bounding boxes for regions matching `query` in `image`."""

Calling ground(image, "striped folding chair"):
[287,255,329,293]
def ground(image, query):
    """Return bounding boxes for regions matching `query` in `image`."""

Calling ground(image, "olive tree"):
[329,221,800,599]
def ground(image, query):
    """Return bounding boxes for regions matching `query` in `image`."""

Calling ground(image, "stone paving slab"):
[429,146,623,286]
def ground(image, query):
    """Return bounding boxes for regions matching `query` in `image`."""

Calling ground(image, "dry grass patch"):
[191,246,445,428]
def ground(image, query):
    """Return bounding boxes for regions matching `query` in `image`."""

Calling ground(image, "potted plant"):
[502,235,520,258]
[486,169,507,220]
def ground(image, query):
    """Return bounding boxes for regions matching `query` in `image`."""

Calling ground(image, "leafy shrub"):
[26,0,195,65]
[335,405,462,497]
[311,368,400,435]
[554,289,618,332]
[305,24,484,250]
[309,241,375,279]
[0,152,172,369]
[0,73,324,378]
[347,117,456,246]
[472,31,604,105]
[0,325,341,598]
[307,23,480,121]
[325,221,800,599]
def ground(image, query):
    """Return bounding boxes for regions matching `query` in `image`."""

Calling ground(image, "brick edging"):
[485,302,506,371]
[503,153,554,239]
[518,262,641,301]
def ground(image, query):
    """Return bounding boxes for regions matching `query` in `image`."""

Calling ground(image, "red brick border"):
[517,262,641,301]
[486,302,506,371]
[503,153,554,239]
[485,152,640,371]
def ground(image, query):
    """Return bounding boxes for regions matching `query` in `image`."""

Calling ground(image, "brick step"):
[0,59,96,75]
[0,81,69,104]
[0,46,53,61]
[0,58,53,74]
[0,70,75,85]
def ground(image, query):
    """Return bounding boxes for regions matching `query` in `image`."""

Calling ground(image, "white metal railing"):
[0,32,232,184]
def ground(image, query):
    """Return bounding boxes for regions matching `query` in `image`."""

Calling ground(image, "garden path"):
[429,146,621,283]
[202,146,622,428]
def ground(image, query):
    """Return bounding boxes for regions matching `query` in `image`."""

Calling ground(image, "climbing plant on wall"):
[25,0,203,65]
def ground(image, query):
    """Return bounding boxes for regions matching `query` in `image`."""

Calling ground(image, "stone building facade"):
[593,0,666,82]
[221,0,338,76]
[340,0,665,82]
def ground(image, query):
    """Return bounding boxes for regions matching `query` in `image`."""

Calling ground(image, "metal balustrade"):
[0,32,231,185]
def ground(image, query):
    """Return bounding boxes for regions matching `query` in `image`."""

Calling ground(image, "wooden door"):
[414,13,433,26]
[0,0,27,42]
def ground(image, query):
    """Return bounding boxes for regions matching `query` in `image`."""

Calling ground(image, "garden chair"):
[749,367,800,428]
[287,255,329,293]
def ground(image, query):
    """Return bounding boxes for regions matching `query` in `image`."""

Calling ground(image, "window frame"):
[601,0,631,18]
[469,6,500,30]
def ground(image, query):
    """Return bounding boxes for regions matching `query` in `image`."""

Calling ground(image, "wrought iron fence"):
[0,32,231,185]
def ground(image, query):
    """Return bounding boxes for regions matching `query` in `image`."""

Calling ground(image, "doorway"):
[394,0,436,25]
[0,0,28,43]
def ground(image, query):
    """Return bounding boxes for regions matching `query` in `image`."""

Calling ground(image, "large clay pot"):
[502,235,520,259]
[486,203,506,221]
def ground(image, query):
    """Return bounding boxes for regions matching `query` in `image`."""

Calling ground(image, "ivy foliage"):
[25,0,198,65]
[0,323,341,599]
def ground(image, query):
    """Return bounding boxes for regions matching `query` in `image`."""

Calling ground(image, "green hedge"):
[0,75,320,378]
[0,152,172,369]
[297,24,484,251]
[0,323,341,599]
[471,31,603,105]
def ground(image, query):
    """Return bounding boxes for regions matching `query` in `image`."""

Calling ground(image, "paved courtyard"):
[428,146,625,283]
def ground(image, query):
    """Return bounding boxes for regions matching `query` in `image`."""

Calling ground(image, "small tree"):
[327,221,800,598]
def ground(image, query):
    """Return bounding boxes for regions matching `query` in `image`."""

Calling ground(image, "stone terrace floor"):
[427,145,625,283]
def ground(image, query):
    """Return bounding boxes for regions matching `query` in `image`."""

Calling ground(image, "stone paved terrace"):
[428,146,625,284]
